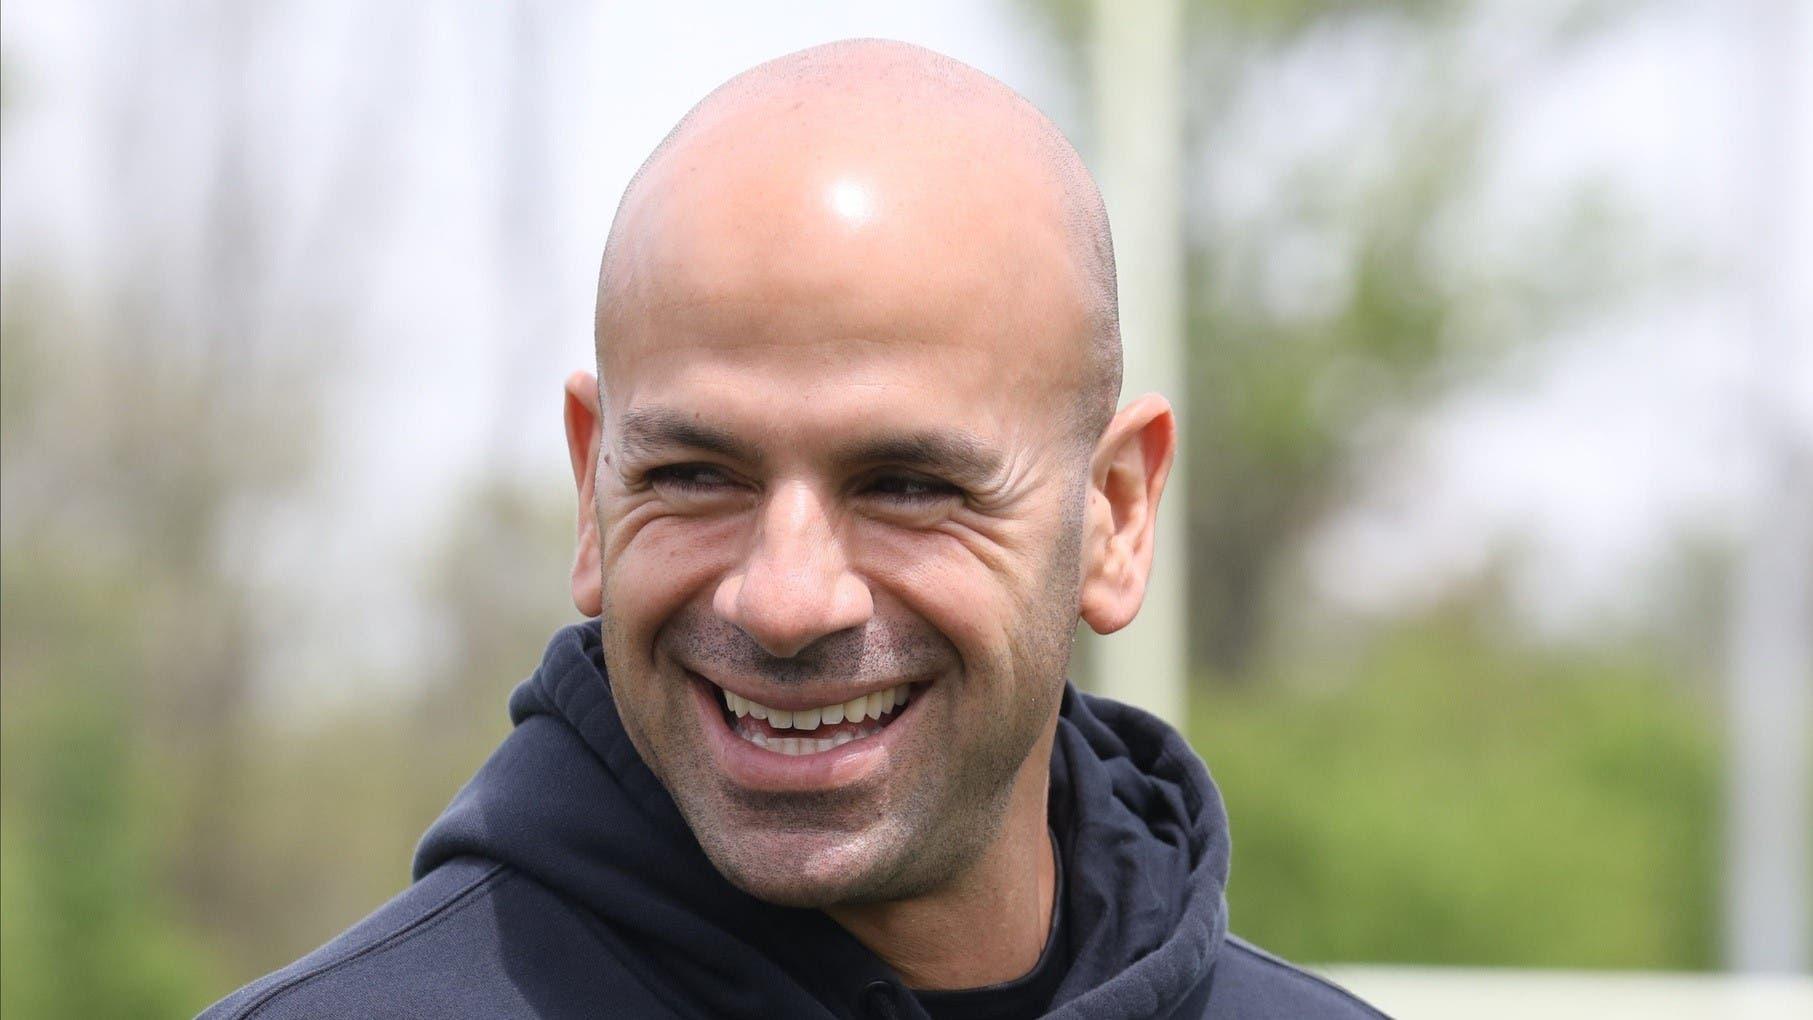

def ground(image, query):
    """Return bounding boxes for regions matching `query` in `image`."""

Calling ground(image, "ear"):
[1078,394,1177,635]
[563,370,605,618]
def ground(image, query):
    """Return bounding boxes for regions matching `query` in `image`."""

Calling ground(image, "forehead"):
[597,108,1093,449]
[603,292,1068,459]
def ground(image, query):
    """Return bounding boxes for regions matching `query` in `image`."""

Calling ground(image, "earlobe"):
[1078,394,1176,635]
[563,371,605,618]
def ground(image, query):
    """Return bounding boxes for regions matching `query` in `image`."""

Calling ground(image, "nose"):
[713,481,874,658]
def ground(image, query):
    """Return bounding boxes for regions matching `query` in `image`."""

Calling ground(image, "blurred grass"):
[1192,613,1721,969]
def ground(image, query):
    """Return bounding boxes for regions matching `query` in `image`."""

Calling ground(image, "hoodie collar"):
[416,621,1230,1019]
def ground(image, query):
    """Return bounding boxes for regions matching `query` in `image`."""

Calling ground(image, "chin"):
[689,784,1003,912]
[695,817,919,909]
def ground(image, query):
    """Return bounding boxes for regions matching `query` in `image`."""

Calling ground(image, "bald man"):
[203,40,1382,1020]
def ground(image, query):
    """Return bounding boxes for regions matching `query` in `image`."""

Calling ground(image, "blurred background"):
[2,1,1809,1016]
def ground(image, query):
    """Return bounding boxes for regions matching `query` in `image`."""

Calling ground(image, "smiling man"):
[203,39,1382,1020]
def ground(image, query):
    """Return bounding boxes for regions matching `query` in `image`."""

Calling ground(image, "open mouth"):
[708,679,916,757]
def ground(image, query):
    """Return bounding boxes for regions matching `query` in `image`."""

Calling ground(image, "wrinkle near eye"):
[962,454,1041,513]
[855,513,1025,582]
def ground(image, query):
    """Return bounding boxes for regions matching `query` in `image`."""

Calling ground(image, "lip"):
[687,668,926,793]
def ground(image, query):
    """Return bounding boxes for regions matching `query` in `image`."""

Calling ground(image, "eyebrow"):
[616,407,765,465]
[615,406,1004,484]
[832,430,1004,485]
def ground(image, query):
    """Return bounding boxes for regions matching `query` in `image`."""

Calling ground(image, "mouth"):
[717,682,914,755]
[686,669,926,792]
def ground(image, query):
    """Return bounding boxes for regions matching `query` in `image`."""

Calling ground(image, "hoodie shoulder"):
[196,856,677,1020]
[1205,936,1390,1019]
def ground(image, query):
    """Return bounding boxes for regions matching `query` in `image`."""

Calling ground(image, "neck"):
[825,726,1059,990]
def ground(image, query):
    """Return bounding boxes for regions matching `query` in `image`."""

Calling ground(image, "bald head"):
[566,42,1179,943]
[594,39,1122,446]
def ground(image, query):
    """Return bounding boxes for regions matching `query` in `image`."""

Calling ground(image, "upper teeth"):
[722,683,911,730]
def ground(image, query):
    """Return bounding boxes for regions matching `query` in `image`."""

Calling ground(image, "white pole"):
[1724,0,1811,975]
[1089,0,1188,726]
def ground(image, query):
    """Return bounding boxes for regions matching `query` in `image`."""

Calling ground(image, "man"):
[204,39,1383,1019]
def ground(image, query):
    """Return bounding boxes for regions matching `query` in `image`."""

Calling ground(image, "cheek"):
[855,523,1043,678]
[602,509,744,658]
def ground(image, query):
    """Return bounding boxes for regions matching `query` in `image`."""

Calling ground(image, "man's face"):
[589,145,1099,906]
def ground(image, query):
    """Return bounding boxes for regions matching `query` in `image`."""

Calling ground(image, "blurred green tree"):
[1027,0,1651,675]
[0,3,383,1005]
[1194,603,1719,967]
[1019,0,1721,971]
[1,282,242,1014]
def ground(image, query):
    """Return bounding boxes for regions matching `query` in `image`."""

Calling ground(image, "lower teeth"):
[739,725,883,756]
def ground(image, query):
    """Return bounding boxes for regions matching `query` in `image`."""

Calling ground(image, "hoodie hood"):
[415,621,1231,1019]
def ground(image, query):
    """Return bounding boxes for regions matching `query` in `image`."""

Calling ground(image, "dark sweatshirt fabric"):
[201,622,1385,1019]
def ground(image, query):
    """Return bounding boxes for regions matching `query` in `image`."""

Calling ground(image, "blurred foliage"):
[1026,0,1655,674]
[1193,608,1720,967]
[0,280,573,1013]
[2,287,244,1014]
[0,565,220,1018]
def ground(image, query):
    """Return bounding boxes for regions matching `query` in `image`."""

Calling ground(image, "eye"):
[646,463,739,493]
[862,472,962,503]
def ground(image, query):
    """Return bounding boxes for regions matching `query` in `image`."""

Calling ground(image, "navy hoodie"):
[202,622,1385,1019]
